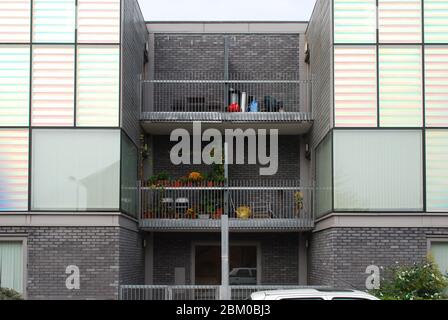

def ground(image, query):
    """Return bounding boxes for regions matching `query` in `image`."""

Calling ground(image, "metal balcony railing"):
[141,72,312,119]
[139,180,313,231]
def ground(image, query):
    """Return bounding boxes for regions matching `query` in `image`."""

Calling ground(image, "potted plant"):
[214,207,223,219]
[236,206,251,219]
[185,208,197,219]
[294,191,304,217]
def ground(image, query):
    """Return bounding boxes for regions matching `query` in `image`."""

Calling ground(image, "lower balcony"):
[139,180,313,231]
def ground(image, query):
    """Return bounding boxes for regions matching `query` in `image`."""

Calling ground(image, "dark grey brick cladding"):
[309,227,448,289]
[0,226,144,300]
[152,232,299,285]
[151,135,300,180]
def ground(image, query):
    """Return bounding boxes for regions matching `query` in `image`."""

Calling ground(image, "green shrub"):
[371,257,448,300]
[0,287,23,300]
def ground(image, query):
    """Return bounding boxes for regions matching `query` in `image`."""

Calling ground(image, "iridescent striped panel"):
[426,130,448,212]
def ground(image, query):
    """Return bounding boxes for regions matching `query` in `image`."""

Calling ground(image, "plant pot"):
[207,181,214,187]
[199,214,210,219]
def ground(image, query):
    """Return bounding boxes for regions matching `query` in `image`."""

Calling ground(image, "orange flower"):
[188,171,203,181]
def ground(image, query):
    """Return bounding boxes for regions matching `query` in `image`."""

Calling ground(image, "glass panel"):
[379,46,423,127]
[334,130,423,211]
[334,0,377,44]
[425,46,448,126]
[379,0,422,43]
[0,242,23,293]
[77,0,120,44]
[315,133,332,216]
[32,45,74,126]
[32,0,76,43]
[430,242,448,277]
[0,0,30,43]
[0,129,29,212]
[426,130,448,212]
[121,133,138,217]
[31,129,120,211]
[334,46,377,127]
[0,45,30,126]
[76,45,119,127]
[424,0,448,43]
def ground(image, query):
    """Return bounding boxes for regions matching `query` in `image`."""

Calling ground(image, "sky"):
[137,0,317,22]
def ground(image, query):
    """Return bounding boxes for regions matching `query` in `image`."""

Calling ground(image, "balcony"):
[140,72,313,135]
[139,180,313,232]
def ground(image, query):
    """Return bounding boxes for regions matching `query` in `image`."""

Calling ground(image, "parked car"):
[229,268,257,285]
[250,288,379,300]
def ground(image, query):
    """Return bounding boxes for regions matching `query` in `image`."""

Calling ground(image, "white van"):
[250,288,379,300]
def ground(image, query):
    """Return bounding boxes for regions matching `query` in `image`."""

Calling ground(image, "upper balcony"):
[140,72,313,135]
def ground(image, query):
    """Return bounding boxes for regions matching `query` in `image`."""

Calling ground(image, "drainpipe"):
[220,142,230,300]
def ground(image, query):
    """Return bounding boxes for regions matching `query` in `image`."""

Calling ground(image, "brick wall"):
[152,232,300,285]
[119,228,145,286]
[150,135,300,181]
[309,227,448,289]
[0,225,143,300]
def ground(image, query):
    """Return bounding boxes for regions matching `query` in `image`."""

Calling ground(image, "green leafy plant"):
[0,288,23,300]
[370,256,448,300]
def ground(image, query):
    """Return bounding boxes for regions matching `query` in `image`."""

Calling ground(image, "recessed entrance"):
[194,245,258,285]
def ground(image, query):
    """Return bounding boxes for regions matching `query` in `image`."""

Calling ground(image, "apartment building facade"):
[0,0,448,300]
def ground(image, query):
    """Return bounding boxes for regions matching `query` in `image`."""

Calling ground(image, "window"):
[379,46,423,127]
[424,0,448,43]
[379,0,422,43]
[333,130,423,211]
[430,242,448,277]
[32,45,75,126]
[0,45,30,126]
[77,0,120,44]
[121,134,138,217]
[334,46,377,127]
[334,0,377,44]
[31,129,120,211]
[0,129,29,212]
[32,0,76,43]
[425,46,448,127]
[76,45,120,127]
[0,241,24,294]
[315,133,332,216]
[0,0,30,43]
[426,130,448,212]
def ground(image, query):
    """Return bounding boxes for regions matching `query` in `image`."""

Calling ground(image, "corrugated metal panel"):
[426,130,448,212]
[379,46,423,127]
[424,0,448,43]
[0,129,28,211]
[379,0,422,43]
[334,0,377,44]
[334,46,377,127]
[32,0,76,43]
[76,45,120,127]
[0,45,30,126]
[77,0,120,44]
[0,0,30,43]
[425,46,448,127]
[306,0,333,148]
[32,45,75,126]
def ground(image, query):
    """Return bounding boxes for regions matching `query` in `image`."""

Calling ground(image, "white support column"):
[220,142,230,300]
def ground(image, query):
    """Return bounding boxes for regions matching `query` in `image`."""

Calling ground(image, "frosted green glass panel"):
[77,0,120,43]
[33,0,76,43]
[426,130,448,212]
[0,242,23,293]
[334,0,377,43]
[32,45,75,126]
[0,129,29,212]
[0,46,30,126]
[425,0,448,43]
[32,129,120,210]
[379,46,423,127]
[334,130,423,211]
[121,134,138,218]
[76,45,119,127]
[425,46,448,126]
[334,46,377,127]
[0,0,30,43]
[316,133,332,217]
[379,0,422,43]
[430,242,448,276]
